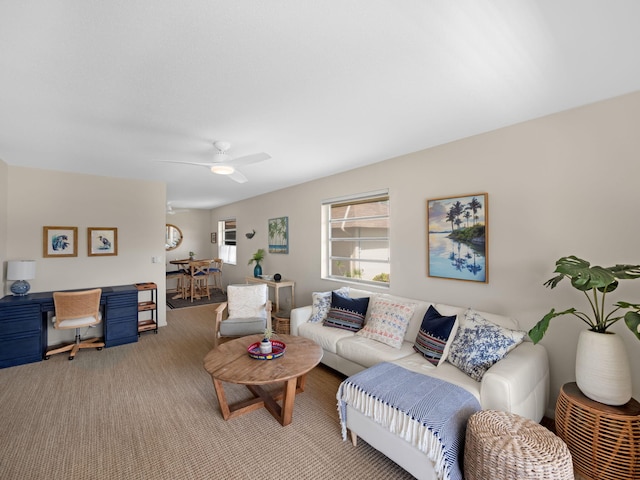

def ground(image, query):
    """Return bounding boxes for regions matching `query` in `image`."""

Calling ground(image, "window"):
[218,219,237,265]
[322,190,390,286]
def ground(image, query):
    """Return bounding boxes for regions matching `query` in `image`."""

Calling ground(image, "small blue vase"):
[254,263,262,278]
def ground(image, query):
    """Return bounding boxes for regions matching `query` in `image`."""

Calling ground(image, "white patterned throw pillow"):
[447,309,526,381]
[227,284,268,319]
[308,287,349,323]
[356,296,417,348]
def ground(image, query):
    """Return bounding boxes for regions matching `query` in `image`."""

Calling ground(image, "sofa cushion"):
[447,309,526,381]
[413,305,459,366]
[324,292,370,332]
[355,296,417,348]
[392,353,481,401]
[308,287,349,323]
[298,321,354,354]
[336,335,416,368]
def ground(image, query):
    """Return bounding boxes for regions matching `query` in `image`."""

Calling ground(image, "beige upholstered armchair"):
[213,283,272,348]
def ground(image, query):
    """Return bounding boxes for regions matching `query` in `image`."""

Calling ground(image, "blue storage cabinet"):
[0,284,139,368]
[104,288,139,347]
[0,303,43,368]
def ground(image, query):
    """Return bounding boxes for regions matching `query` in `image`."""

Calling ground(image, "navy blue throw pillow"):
[323,292,370,332]
[413,305,458,366]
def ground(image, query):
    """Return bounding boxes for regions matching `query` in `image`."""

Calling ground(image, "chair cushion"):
[54,312,101,329]
[227,284,268,319]
[219,316,267,337]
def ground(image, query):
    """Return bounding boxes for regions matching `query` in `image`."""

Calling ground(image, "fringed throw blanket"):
[337,362,480,480]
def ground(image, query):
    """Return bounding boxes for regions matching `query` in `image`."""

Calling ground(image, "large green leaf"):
[608,264,640,280]
[528,308,576,344]
[624,311,640,341]
[550,256,618,292]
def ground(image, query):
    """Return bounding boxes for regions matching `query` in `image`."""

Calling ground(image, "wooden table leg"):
[280,377,298,426]
[212,374,307,426]
[212,377,231,420]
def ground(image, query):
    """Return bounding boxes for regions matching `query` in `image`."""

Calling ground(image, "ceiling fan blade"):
[228,170,248,183]
[157,160,214,168]
[232,152,271,166]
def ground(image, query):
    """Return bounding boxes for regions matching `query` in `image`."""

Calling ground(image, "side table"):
[244,276,295,315]
[555,382,640,480]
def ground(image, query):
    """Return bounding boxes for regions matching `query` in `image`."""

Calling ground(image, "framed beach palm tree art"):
[427,193,488,282]
[268,216,289,254]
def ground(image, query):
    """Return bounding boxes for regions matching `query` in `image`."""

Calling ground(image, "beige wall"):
[5,166,168,345]
[211,91,640,416]
[0,158,7,293]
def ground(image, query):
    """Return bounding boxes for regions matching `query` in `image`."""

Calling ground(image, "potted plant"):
[189,251,196,260]
[529,255,640,405]
[259,327,273,354]
[248,248,265,278]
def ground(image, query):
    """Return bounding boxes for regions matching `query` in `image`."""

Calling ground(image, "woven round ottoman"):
[464,410,574,480]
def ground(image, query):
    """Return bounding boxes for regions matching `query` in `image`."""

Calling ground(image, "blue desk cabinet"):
[104,288,139,347]
[0,284,139,368]
[0,303,44,368]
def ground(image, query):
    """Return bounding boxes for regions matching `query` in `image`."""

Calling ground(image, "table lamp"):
[7,260,36,296]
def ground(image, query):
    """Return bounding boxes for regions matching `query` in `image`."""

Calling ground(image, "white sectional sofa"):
[290,287,549,480]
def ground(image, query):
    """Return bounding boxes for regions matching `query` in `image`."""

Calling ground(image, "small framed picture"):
[88,227,118,256]
[43,226,78,257]
[268,216,289,254]
[211,232,217,244]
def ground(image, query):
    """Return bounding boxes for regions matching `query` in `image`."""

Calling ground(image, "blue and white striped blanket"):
[337,362,480,480]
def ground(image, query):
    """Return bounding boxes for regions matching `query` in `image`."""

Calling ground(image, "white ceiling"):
[1,1,640,209]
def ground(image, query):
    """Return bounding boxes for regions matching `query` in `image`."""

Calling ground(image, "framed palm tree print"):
[427,193,488,282]
[268,217,288,254]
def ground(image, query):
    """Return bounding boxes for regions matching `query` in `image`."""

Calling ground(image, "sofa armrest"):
[290,306,312,335]
[480,342,549,422]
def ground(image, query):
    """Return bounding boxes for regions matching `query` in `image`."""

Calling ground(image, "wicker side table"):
[273,311,290,335]
[555,382,640,480]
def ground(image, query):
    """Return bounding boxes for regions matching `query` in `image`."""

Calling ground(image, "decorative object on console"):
[268,216,288,254]
[528,255,640,405]
[356,296,417,348]
[7,260,36,296]
[413,305,459,366]
[189,251,195,260]
[43,226,78,257]
[323,292,369,332]
[426,193,487,283]
[308,287,349,323]
[88,227,118,256]
[248,248,265,278]
[447,309,526,382]
[273,273,281,282]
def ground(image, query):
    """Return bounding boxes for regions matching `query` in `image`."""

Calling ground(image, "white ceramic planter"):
[575,330,632,405]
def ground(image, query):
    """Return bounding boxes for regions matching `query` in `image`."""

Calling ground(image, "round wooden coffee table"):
[203,334,323,426]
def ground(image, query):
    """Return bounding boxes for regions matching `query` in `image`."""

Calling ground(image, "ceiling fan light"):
[211,165,234,175]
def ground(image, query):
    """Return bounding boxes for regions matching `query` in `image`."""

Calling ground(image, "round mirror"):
[166,224,183,251]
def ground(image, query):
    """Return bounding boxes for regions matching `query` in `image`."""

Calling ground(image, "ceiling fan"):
[162,141,271,184]
[166,203,189,215]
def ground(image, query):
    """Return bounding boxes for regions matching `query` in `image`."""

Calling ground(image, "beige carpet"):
[0,304,413,480]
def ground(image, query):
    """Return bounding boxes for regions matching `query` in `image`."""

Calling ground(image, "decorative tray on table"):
[247,340,286,360]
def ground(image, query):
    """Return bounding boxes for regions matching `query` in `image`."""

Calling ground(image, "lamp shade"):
[7,260,36,281]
